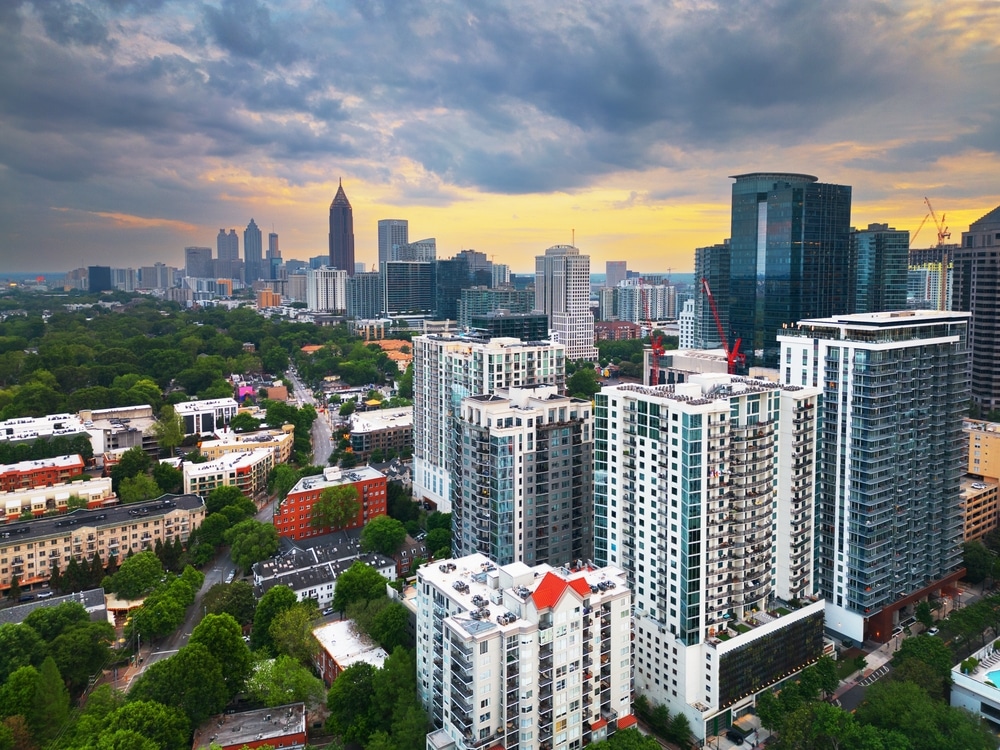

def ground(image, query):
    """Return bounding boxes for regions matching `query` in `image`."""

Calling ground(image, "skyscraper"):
[779,310,970,642]
[184,246,213,278]
[346,271,384,319]
[849,223,909,314]
[217,228,239,261]
[694,241,731,349]
[329,180,356,275]
[244,219,263,282]
[605,260,627,288]
[534,245,598,361]
[377,219,408,266]
[729,173,852,368]
[594,375,824,740]
[383,261,436,316]
[397,238,436,262]
[955,205,1000,410]
[454,385,593,566]
[306,267,347,312]
[412,334,566,511]
[267,232,280,259]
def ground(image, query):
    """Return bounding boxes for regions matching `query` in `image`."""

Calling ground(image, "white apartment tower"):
[594,376,823,740]
[418,554,635,750]
[535,246,598,361]
[456,386,593,566]
[678,299,695,350]
[306,266,348,312]
[378,219,409,266]
[779,310,970,643]
[413,335,566,512]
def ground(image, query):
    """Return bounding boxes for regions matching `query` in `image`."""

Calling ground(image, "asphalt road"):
[287,369,335,464]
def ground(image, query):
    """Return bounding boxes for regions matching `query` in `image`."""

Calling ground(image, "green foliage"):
[312,484,361,530]
[198,513,232,548]
[348,598,413,652]
[892,634,954,685]
[152,405,184,457]
[23,601,89,641]
[397,363,413,400]
[152,462,183,494]
[31,656,70,742]
[0,624,47,684]
[203,580,257,625]
[566,365,601,399]
[103,700,191,750]
[362,516,408,556]
[962,541,996,584]
[190,614,252,697]
[229,412,262,432]
[333,560,389,612]
[267,464,300,499]
[245,655,326,708]
[105,551,163,600]
[426,511,451,532]
[205,485,247,515]
[426,527,451,555]
[386,483,420,524]
[251,585,299,654]
[49,620,115,695]
[110,447,153,494]
[916,601,934,629]
[269,605,319,665]
[0,665,39,722]
[118,473,160,504]
[225,519,280,573]
[326,662,379,743]
[129,643,228,727]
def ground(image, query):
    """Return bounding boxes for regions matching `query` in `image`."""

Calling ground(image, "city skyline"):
[1,1,998,274]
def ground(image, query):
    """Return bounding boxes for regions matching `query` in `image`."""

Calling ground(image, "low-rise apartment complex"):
[1,455,87,492]
[275,466,387,541]
[182,449,275,500]
[2,476,115,522]
[198,425,295,464]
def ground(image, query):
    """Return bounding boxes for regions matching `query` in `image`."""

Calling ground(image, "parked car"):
[927,627,940,636]
[726,729,745,745]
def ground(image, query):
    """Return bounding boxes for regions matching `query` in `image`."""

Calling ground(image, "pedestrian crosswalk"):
[858,664,890,686]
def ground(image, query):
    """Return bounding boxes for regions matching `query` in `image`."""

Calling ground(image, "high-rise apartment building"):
[457,287,535,329]
[614,281,675,324]
[417,554,635,750]
[184,247,213,279]
[329,180,356,276]
[729,173,852,368]
[605,260,627,289]
[678,299,695,349]
[849,223,909,314]
[694,241,730,349]
[779,310,970,642]
[378,219,409,266]
[454,385,593,566]
[412,335,566,511]
[384,261,436,316]
[244,219,263,282]
[346,271,384,319]
[398,238,437,263]
[955,205,1000,409]
[594,375,824,740]
[535,245,597,361]
[306,266,348,312]
[138,263,175,290]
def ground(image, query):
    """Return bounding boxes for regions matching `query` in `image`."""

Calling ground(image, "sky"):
[1,0,998,276]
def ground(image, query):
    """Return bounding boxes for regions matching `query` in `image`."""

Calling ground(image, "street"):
[287,369,335,465]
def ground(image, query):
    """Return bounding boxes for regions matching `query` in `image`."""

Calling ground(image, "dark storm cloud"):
[38,0,111,47]
[204,0,299,64]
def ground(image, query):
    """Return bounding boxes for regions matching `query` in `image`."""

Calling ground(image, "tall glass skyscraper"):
[243,218,263,282]
[849,223,909,314]
[377,219,408,266]
[328,180,355,276]
[729,173,852,368]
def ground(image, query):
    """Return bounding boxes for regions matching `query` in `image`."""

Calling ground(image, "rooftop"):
[313,620,388,670]
[192,702,306,750]
[350,408,413,433]
[0,494,203,544]
[0,588,106,626]
[183,449,273,475]
[0,414,88,442]
[174,398,238,415]
[288,465,385,496]
[1,454,85,474]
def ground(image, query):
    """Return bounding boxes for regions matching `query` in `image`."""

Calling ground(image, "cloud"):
[50,207,200,231]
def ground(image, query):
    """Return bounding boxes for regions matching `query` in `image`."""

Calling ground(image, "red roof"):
[590,718,608,731]
[532,572,591,610]
[617,714,638,729]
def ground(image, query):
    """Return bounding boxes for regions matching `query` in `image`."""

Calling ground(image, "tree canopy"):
[311,484,361,530]
[362,515,408,557]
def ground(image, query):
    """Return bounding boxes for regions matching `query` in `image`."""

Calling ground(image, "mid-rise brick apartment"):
[0,494,205,594]
[0,455,86,492]
[274,466,387,541]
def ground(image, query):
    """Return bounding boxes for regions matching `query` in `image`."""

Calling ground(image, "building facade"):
[184,247,214,279]
[384,261,436,316]
[678,299,695,350]
[378,219,409,266]
[2,476,115,522]
[954,205,1000,409]
[729,173,852,368]
[349,408,413,464]
[412,335,566,511]
[346,271,384,319]
[329,181,356,276]
[778,310,970,642]
[0,495,204,594]
[274,466,387,541]
[605,260,627,289]
[417,554,634,750]
[694,242,731,350]
[174,398,239,436]
[458,287,536,329]
[306,266,348,313]
[244,219,263,283]
[535,245,598,361]
[455,387,592,566]
[593,376,823,739]
[1,455,86,493]
[182,449,275,500]
[849,223,909,314]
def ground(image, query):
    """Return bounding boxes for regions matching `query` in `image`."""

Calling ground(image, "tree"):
[29,657,69,742]
[6,576,21,602]
[566,366,601,399]
[813,655,839,699]
[916,601,934,629]
[105,550,163,600]
[314,484,361,531]
[267,464,299,500]
[245,655,326,708]
[269,605,319,665]
[426,511,451,532]
[333,560,389,612]
[229,412,262,433]
[197,512,231,548]
[0,665,39,722]
[102,701,191,750]
[49,620,115,695]
[370,601,413,651]
[189,614,252,697]
[118,473,160,504]
[226,519,280,573]
[0,624,47,684]
[326,662,379,743]
[23,601,89,641]
[892,634,954,685]
[362,516,408,557]
[129,643,228,727]
[110,446,152,493]
[205,485,247,515]
[339,400,356,417]
[963,541,994,584]
[777,701,871,750]
[397,364,413,400]
[152,405,184,458]
[152,462,183,494]
[426,527,451,556]
[203,580,257,625]
[251,585,299,654]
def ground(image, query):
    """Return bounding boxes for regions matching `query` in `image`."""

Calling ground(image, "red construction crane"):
[640,279,664,385]
[925,196,950,246]
[701,277,744,375]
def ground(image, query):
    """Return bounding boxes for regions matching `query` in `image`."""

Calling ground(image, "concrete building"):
[615,281,676,324]
[182,449,275,500]
[198,425,295,465]
[192,703,306,750]
[967,419,1000,482]
[378,219,409,266]
[412,334,566,511]
[779,310,970,642]
[455,386,592,566]
[535,245,598,361]
[0,413,88,445]
[594,376,823,739]
[349,408,412,464]
[1,455,86,492]
[678,299,695,350]
[962,478,999,543]
[184,247,214,279]
[314,620,389,685]
[417,554,635,750]
[2,476,115,522]
[593,321,640,341]
[955,205,1000,409]
[398,238,437,263]
[605,260,627,289]
[346,271,384,319]
[306,266,348,313]
[457,287,536,329]
[80,405,159,462]
[0,495,204,595]
[849,223,909,314]
[244,219,264,282]
[950,642,1000,734]
[274,466,387,541]
[174,398,239,436]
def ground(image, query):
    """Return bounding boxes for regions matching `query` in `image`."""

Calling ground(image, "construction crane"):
[640,278,664,385]
[701,278,744,375]
[909,213,930,248]
[923,197,951,311]
[925,196,950,245]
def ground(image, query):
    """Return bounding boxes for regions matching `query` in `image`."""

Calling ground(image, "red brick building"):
[191,703,306,750]
[594,321,641,341]
[0,455,86,492]
[274,466,387,541]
